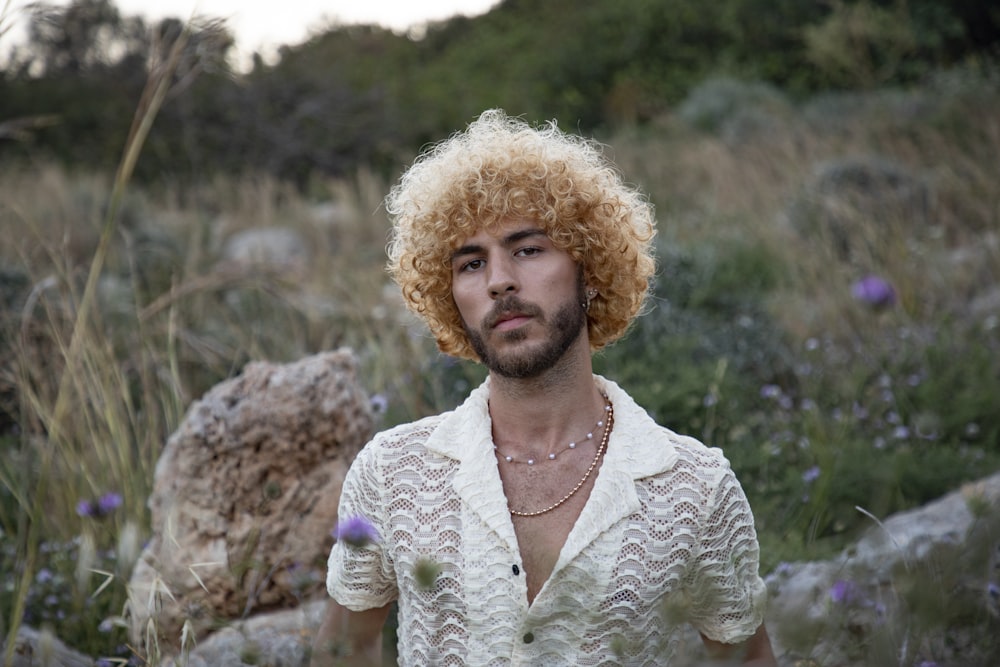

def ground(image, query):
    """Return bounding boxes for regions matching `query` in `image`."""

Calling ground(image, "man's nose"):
[487,257,518,298]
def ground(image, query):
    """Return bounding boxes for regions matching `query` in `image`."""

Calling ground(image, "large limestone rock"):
[128,349,374,654]
[2,626,92,667]
[766,471,1000,667]
[220,226,310,270]
[160,600,327,667]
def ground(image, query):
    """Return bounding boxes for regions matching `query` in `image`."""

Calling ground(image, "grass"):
[1,64,999,664]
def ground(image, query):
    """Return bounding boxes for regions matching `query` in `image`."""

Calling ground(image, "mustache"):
[483,297,543,330]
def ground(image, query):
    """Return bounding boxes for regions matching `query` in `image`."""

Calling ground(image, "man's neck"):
[486,348,606,456]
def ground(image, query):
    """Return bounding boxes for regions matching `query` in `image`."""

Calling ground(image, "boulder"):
[220,226,310,269]
[1,626,92,667]
[161,600,327,667]
[127,349,374,655]
[766,471,1000,667]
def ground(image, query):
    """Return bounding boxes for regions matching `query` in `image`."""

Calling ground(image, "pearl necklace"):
[493,396,611,465]
[508,400,614,518]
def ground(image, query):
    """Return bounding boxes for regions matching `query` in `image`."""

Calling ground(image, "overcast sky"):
[2,0,501,64]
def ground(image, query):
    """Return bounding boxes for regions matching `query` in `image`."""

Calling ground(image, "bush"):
[676,76,792,136]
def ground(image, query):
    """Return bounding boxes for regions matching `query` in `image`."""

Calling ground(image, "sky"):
[2,0,502,65]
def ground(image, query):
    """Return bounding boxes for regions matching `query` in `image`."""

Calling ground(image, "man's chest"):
[500,463,600,602]
[385,450,694,607]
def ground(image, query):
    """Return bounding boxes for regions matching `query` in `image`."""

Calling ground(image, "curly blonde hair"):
[385,109,656,361]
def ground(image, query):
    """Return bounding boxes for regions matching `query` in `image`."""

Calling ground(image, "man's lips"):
[492,313,532,331]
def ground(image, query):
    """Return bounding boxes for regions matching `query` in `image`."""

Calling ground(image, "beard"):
[463,282,587,380]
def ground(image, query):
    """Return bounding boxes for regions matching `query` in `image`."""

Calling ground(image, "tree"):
[23,0,127,75]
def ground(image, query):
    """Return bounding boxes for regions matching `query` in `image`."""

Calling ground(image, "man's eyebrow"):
[450,242,483,263]
[450,228,547,263]
[503,228,547,245]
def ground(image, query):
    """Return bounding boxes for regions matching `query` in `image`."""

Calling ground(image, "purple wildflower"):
[851,275,896,309]
[333,516,380,548]
[98,492,123,514]
[76,491,123,519]
[874,601,887,624]
[802,466,821,484]
[370,394,389,415]
[76,499,96,518]
[759,384,782,400]
[830,579,858,605]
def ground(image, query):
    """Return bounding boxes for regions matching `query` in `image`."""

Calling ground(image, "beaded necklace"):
[507,399,614,517]
[493,395,611,465]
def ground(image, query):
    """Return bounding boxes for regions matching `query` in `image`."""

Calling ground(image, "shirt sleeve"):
[684,459,767,643]
[326,440,398,611]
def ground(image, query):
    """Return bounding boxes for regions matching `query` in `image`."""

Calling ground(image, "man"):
[312,109,776,666]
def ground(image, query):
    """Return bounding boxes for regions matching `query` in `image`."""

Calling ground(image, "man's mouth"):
[485,297,541,332]
[492,313,532,331]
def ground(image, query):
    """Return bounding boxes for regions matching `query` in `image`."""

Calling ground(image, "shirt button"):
[512,564,520,575]
[523,632,534,644]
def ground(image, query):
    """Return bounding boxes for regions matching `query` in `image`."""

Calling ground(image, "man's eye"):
[516,247,541,257]
[461,259,484,272]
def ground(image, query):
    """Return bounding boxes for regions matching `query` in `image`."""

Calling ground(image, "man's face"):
[450,218,588,379]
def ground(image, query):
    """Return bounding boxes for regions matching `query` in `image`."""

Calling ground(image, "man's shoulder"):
[368,412,449,451]
[664,430,728,465]
[641,424,733,484]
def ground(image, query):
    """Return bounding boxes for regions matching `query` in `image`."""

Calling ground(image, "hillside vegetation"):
[2,0,999,182]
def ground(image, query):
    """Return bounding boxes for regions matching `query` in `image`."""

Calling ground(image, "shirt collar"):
[424,375,679,480]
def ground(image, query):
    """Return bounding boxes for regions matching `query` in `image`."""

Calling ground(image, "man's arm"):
[700,623,777,666]
[310,599,392,667]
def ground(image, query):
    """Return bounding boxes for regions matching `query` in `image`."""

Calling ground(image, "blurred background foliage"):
[2,0,999,185]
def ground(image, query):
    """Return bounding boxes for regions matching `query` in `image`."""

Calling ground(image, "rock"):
[2,626,92,667]
[766,470,1000,667]
[161,600,327,667]
[128,349,374,655]
[220,227,310,269]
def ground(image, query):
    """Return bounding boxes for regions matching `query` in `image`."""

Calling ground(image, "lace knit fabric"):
[327,376,767,666]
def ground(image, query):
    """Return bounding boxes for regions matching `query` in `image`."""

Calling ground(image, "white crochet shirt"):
[327,376,767,666]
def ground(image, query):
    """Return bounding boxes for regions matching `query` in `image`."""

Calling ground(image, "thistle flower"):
[851,275,896,309]
[76,499,95,517]
[97,492,123,514]
[332,516,380,548]
[370,394,389,415]
[830,579,858,605]
[76,491,124,519]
